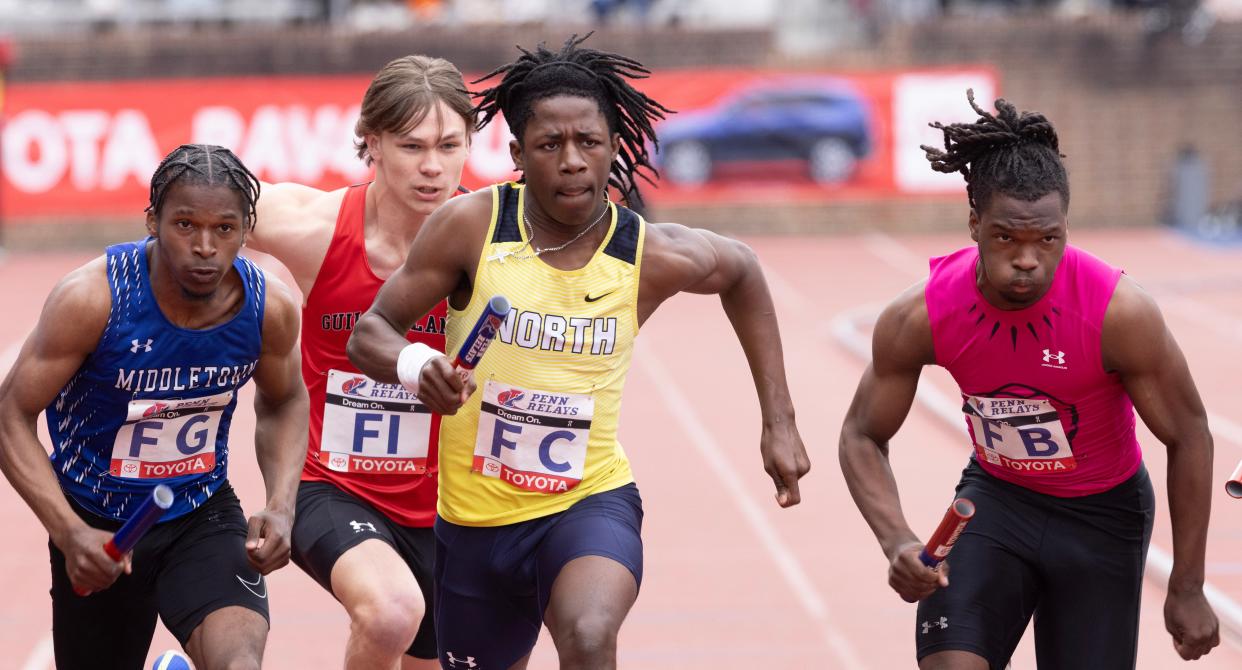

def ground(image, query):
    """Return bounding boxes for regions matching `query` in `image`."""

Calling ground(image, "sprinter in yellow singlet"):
[347,35,810,670]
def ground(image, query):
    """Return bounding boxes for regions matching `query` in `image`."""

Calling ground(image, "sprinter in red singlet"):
[246,55,474,669]
[839,91,1219,669]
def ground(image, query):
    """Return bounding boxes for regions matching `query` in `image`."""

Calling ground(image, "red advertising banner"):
[0,68,995,221]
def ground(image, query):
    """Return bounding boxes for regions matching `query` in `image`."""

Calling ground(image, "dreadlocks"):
[472,33,673,208]
[922,89,1068,213]
[146,144,261,228]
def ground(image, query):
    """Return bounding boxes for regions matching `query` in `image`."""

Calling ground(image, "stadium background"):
[2,1,1242,668]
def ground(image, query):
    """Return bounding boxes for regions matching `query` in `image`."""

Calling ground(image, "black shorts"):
[434,482,644,670]
[916,459,1155,670]
[290,480,436,659]
[50,482,269,670]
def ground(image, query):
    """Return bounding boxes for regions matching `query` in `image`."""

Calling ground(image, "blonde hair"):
[354,55,476,165]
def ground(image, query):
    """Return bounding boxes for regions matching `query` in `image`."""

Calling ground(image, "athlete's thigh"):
[537,484,643,642]
[543,555,638,645]
[155,486,270,647]
[1032,472,1154,669]
[292,481,409,593]
[434,517,542,670]
[184,605,268,669]
[388,522,439,660]
[917,471,1042,669]
[50,539,158,670]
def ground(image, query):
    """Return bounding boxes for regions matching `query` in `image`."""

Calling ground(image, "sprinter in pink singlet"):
[839,91,1219,669]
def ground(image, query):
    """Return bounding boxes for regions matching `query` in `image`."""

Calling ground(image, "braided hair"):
[146,144,261,228]
[922,89,1068,213]
[472,33,673,208]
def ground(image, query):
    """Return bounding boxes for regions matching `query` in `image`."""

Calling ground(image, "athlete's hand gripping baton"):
[452,295,511,370]
[75,484,174,595]
[1226,460,1242,499]
[919,497,975,567]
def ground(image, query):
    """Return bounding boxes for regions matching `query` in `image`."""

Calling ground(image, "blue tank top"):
[46,239,266,522]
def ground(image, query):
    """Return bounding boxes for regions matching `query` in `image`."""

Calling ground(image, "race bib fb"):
[964,394,1076,473]
[110,390,233,479]
[319,369,432,476]
[473,380,593,493]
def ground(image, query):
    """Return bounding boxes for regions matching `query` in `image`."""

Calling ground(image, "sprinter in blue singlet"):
[0,144,308,670]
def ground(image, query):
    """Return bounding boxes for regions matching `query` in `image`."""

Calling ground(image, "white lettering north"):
[496,310,617,356]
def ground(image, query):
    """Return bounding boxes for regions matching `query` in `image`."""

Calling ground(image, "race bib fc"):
[964,395,1077,473]
[110,390,233,479]
[320,370,432,476]
[473,381,593,494]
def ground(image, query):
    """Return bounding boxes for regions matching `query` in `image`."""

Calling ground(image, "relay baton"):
[106,484,175,560]
[75,484,174,595]
[1227,460,1242,499]
[452,295,511,370]
[919,497,975,567]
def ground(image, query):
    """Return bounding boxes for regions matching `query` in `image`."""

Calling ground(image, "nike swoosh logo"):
[585,291,615,303]
[237,574,268,599]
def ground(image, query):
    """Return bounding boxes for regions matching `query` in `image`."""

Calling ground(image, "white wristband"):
[396,342,440,395]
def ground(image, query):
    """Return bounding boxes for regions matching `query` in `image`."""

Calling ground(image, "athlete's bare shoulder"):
[416,187,496,250]
[873,280,935,371]
[639,220,740,288]
[258,269,301,354]
[1101,274,1166,372]
[435,187,494,226]
[39,255,113,352]
[249,182,349,293]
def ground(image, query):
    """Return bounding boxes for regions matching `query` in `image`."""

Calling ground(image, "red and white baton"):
[919,497,975,567]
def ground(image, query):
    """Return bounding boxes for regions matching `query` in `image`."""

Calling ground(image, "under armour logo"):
[445,652,478,668]
[130,338,154,353]
[349,520,377,534]
[1042,349,1065,365]
[921,617,949,634]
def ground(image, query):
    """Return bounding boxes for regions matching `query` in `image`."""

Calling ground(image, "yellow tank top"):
[439,183,641,526]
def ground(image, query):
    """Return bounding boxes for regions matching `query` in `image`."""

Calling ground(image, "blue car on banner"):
[655,78,872,186]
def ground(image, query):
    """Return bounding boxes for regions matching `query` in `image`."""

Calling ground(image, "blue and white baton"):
[105,484,175,560]
[452,295,511,370]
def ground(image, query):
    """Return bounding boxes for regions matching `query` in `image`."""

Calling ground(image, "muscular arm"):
[347,191,489,411]
[246,182,340,297]
[244,273,310,574]
[838,282,946,600]
[1102,275,1219,659]
[639,224,810,506]
[0,258,128,591]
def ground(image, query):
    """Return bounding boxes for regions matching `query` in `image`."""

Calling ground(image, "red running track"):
[3,227,1242,668]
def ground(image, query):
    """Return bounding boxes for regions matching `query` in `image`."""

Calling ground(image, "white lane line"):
[635,346,868,670]
[19,634,53,670]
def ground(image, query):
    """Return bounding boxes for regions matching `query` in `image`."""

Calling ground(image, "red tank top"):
[300,183,446,526]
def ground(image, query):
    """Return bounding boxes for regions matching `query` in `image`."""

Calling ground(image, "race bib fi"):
[473,380,593,494]
[964,394,1077,474]
[319,369,432,476]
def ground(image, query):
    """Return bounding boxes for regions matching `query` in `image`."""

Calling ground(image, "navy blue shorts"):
[916,459,1154,670]
[433,482,643,669]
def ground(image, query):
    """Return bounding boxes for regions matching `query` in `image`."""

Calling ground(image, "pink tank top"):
[925,245,1141,497]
